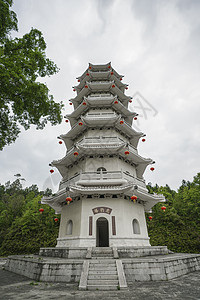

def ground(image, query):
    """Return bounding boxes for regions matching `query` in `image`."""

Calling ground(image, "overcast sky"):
[0,0,200,192]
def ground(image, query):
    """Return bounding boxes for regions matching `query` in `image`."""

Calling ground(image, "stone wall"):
[118,246,169,258]
[123,254,200,282]
[39,247,88,259]
[4,256,83,282]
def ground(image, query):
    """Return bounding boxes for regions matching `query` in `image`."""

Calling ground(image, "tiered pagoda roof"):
[43,62,165,214]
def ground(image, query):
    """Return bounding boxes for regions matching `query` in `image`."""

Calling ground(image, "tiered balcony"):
[59,170,146,190]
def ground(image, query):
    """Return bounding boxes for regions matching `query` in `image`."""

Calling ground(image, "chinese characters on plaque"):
[92,207,112,215]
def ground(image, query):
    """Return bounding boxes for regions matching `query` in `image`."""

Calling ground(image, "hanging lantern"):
[108,65,111,69]
[85,85,88,88]
[120,78,122,81]
[78,79,80,82]
[39,208,44,214]
[114,100,118,104]
[142,138,146,142]
[66,197,72,205]
[134,117,137,120]
[59,141,62,144]
[82,102,87,105]
[50,169,54,174]
[149,216,152,221]
[65,120,69,123]
[131,195,137,202]
[112,84,115,88]
[54,218,59,222]
[73,88,76,91]
[69,102,72,105]
[150,167,155,171]
[129,100,132,103]
[125,87,128,90]
[86,73,89,76]
[161,206,166,212]
[111,72,114,75]
[89,66,92,69]
[124,151,129,155]
[120,120,124,125]
[79,122,83,126]
[74,151,79,156]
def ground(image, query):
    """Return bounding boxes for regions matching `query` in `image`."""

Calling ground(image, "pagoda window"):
[66,220,73,235]
[97,167,107,174]
[132,219,140,234]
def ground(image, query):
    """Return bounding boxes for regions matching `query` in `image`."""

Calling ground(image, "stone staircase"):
[79,247,127,291]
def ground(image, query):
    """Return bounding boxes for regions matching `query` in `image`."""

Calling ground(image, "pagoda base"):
[56,236,150,247]
[4,247,200,285]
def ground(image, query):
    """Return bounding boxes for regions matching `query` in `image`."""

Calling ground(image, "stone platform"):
[4,247,200,291]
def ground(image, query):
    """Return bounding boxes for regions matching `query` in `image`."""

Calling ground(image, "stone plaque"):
[92,207,112,215]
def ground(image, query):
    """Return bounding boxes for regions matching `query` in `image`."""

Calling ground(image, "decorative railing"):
[84,112,117,119]
[59,171,146,190]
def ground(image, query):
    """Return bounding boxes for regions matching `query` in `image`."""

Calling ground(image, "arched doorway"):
[96,217,109,247]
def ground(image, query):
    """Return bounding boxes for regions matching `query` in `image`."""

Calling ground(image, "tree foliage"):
[0,179,59,255]
[0,0,63,150]
[146,173,200,253]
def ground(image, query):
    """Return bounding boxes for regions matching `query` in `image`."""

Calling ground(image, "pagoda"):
[42,62,165,248]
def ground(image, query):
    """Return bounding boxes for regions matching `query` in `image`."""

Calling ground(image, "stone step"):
[89,265,116,270]
[87,285,118,291]
[87,279,119,286]
[90,259,115,263]
[92,254,114,258]
[88,274,118,280]
[89,270,118,275]
[92,250,113,254]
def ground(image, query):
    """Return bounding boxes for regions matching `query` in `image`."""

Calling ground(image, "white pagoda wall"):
[57,197,150,247]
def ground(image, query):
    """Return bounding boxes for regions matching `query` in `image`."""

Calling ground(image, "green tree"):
[0,0,63,150]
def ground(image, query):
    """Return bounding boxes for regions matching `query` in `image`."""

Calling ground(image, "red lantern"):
[111,72,114,75]
[149,216,152,221]
[112,84,115,88]
[125,87,128,90]
[89,66,92,69]
[82,102,87,105]
[79,122,83,126]
[120,120,124,125]
[54,218,59,222]
[69,102,72,105]
[120,78,122,81]
[50,169,54,174]
[114,100,118,104]
[142,138,146,142]
[59,141,62,144]
[108,65,111,69]
[124,151,129,155]
[150,167,155,171]
[66,197,72,205]
[134,117,137,120]
[65,120,69,123]
[73,88,76,91]
[131,195,137,202]
[86,73,89,76]
[39,208,44,214]
[161,206,166,212]
[74,151,79,156]
[78,79,80,82]
[129,100,132,103]
[85,85,88,88]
